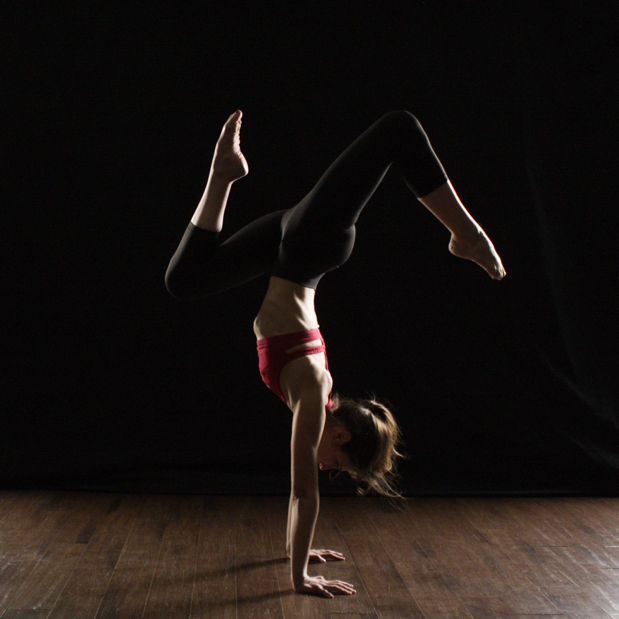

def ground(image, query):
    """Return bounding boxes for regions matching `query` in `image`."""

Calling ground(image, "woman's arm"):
[286,366,355,598]
[191,110,248,231]
[288,394,321,590]
[286,490,293,558]
[286,489,346,565]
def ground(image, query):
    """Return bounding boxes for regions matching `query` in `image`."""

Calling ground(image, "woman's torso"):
[254,276,332,409]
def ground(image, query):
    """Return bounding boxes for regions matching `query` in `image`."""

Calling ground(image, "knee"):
[379,110,424,135]
[377,110,432,156]
[164,269,182,300]
[164,266,193,302]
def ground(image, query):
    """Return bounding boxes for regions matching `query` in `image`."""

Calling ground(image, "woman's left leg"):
[273,110,505,286]
[272,111,449,287]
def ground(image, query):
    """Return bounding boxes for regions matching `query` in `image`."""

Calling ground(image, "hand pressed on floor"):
[308,548,346,563]
[294,575,356,599]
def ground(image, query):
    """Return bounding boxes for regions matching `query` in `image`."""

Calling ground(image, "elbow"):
[291,485,319,502]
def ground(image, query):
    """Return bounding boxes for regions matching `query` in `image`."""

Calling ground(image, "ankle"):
[451,224,483,247]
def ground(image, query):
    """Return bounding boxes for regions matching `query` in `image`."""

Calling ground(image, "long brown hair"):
[329,394,406,498]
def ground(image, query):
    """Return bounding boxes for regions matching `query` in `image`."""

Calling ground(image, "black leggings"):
[165,111,448,300]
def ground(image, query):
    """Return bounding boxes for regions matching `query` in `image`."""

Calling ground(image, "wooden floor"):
[1,492,619,618]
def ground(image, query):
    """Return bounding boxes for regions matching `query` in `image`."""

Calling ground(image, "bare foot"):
[212,110,249,183]
[449,228,506,280]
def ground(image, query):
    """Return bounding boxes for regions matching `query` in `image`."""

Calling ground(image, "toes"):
[225,110,243,127]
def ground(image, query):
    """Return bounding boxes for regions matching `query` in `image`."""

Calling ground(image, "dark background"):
[3,1,618,495]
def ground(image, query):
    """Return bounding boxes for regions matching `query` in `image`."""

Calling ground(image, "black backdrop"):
[4,2,618,495]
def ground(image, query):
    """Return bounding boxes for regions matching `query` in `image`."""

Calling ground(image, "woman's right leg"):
[165,209,286,300]
[165,111,286,301]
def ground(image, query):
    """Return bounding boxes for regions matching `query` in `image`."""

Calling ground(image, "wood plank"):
[189,495,237,619]
[459,498,530,548]
[103,494,168,570]
[559,611,613,619]
[7,543,86,611]
[545,545,617,584]
[330,499,425,619]
[235,496,275,559]
[235,558,285,619]
[2,493,127,614]
[559,498,619,546]
[400,569,474,618]
[265,495,288,560]
[467,498,572,547]
[0,561,42,613]
[365,498,473,618]
[533,499,619,574]
[45,493,117,546]
[508,499,575,547]
[542,588,614,617]
[370,497,560,616]
[0,610,50,618]
[235,497,284,619]
[45,495,143,619]
[93,567,156,619]
[458,596,519,618]
[0,493,23,524]
[404,506,504,599]
[468,544,560,614]
[141,494,203,619]
[392,497,554,617]
[604,547,619,563]
[423,543,494,597]
[463,540,561,615]
[0,487,115,598]
[567,544,619,570]
[44,564,116,619]
[94,494,171,619]
[493,544,574,587]
[0,492,62,562]
[587,579,619,616]
[414,497,494,546]
[498,580,561,616]
[515,545,619,616]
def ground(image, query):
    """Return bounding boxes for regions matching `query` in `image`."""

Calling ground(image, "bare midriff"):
[254,276,319,341]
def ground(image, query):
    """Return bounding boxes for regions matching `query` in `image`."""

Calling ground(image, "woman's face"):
[317,422,353,473]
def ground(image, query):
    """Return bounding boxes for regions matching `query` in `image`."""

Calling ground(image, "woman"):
[165,110,505,598]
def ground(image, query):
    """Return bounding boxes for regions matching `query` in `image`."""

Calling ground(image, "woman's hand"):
[212,110,249,183]
[294,575,356,599]
[308,549,346,563]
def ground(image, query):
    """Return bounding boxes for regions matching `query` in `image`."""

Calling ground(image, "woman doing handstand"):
[165,110,505,598]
